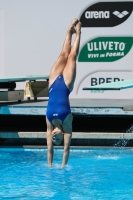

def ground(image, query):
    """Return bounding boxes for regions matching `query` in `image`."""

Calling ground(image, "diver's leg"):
[49,18,78,87]
[63,21,81,91]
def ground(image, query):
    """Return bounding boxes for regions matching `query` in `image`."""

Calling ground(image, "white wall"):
[0,0,133,99]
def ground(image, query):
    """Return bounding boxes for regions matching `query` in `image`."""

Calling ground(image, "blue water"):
[0,148,133,200]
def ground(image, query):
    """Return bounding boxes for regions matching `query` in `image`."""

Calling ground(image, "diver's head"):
[52,127,63,145]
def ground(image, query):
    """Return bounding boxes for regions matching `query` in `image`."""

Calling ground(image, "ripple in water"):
[97,155,119,160]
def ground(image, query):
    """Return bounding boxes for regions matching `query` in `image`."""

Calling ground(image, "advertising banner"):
[80,1,132,27]
[76,0,133,99]
[78,37,133,62]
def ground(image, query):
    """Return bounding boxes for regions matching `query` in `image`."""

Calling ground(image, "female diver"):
[46,18,81,168]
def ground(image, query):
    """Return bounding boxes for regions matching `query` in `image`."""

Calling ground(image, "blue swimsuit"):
[46,74,71,123]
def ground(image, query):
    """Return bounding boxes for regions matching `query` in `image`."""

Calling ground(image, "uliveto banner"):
[78,37,133,62]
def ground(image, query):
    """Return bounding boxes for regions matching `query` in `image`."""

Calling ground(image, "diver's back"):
[46,74,71,123]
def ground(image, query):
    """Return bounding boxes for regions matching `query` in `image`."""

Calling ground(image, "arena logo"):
[113,11,129,18]
[85,11,110,19]
[78,37,133,62]
[80,2,133,27]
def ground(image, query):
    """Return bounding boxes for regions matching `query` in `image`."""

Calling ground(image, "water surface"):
[0,148,133,200]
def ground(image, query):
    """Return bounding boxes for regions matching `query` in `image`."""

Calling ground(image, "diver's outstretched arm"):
[47,131,54,167]
[61,125,72,168]
[61,148,70,168]
[46,117,54,167]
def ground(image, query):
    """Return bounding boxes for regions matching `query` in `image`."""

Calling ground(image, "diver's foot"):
[68,18,79,34]
[75,21,82,34]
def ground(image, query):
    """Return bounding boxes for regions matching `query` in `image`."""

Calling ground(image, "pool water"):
[0,148,133,200]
